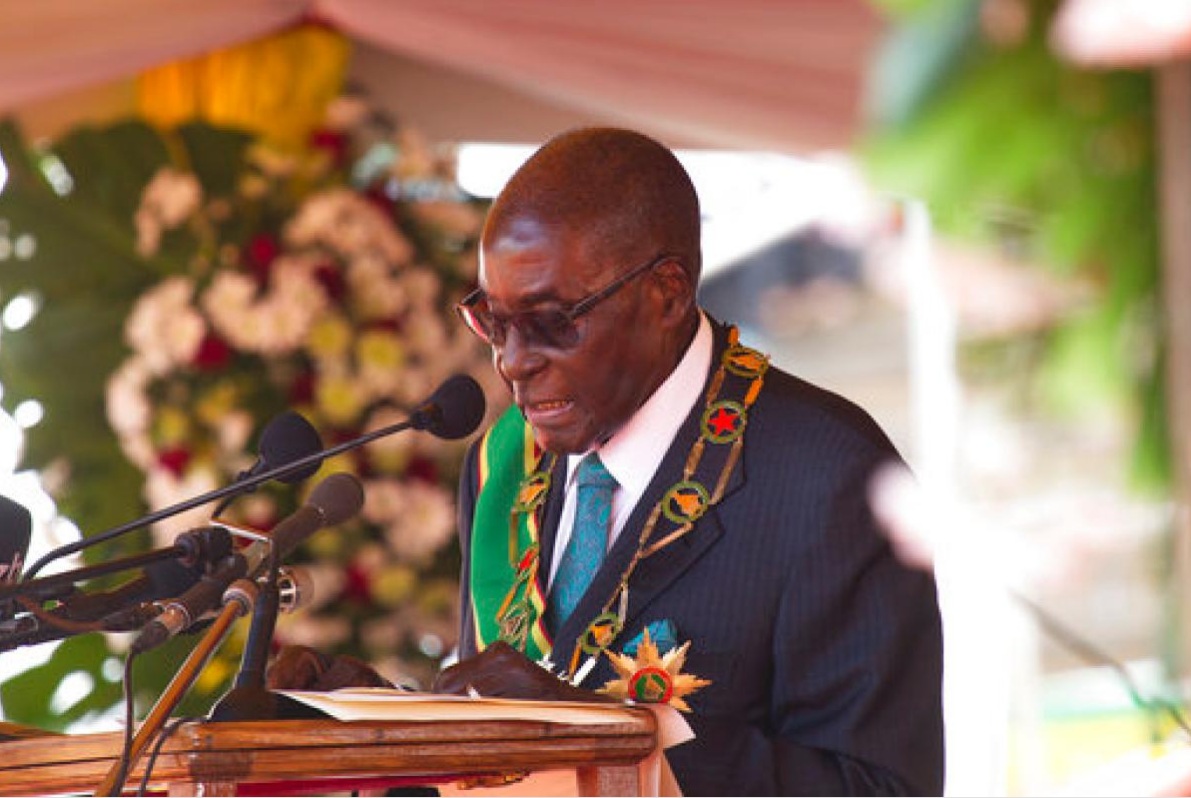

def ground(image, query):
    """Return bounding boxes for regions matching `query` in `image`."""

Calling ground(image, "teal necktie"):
[549,453,617,632]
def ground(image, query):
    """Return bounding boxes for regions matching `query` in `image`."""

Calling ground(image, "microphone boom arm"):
[23,417,416,580]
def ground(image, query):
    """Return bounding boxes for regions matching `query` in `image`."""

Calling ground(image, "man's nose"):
[496,327,547,382]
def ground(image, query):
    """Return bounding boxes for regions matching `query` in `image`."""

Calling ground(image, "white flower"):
[141,167,203,228]
[347,255,408,321]
[105,356,157,469]
[235,493,279,529]
[296,561,348,611]
[285,188,413,264]
[105,357,152,437]
[124,277,206,374]
[377,481,456,563]
[134,209,162,258]
[403,307,448,360]
[410,201,483,240]
[393,369,436,409]
[214,410,254,462]
[362,479,402,525]
[201,256,328,355]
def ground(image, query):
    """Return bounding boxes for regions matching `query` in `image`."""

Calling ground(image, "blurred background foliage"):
[864,0,1169,493]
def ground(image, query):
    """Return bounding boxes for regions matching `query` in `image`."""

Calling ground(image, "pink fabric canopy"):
[0,0,884,154]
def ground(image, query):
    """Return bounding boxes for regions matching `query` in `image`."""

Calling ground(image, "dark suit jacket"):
[455,323,945,796]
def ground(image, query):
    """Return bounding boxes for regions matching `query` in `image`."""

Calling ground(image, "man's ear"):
[652,258,696,326]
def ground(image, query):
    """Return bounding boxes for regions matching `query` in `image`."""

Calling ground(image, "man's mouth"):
[522,398,574,422]
[529,400,569,412]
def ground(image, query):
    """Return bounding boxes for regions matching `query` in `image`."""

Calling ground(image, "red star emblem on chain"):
[701,400,745,443]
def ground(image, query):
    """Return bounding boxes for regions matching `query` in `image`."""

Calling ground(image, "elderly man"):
[431,127,944,796]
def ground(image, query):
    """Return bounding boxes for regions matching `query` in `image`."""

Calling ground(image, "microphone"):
[0,525,232,607]
[211,411,323,516]
[249,410,324,484]
[0,561,313,654]
[23,375,484,580]
[131,473,364,654]
[0,495,32,621]
[408,373,487,440]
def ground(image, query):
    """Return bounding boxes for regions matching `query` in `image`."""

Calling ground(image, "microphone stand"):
[207,552,283,722]
[95,578,258,797]
[24,416,419,580]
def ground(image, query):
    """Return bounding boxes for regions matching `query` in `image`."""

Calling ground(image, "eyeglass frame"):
[454,252,676,349]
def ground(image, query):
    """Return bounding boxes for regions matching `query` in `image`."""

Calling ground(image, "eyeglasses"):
[455,253,673,350]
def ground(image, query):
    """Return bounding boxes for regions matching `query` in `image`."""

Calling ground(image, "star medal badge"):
[597,629,711,712]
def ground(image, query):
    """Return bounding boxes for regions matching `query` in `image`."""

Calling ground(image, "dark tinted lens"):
[521,309,579,349]
[457,296,580,349]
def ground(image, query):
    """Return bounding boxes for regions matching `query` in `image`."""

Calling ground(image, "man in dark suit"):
[433,127,944,795]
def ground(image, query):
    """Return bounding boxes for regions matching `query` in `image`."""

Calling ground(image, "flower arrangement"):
[104,92,501,690]
[0,81,502,726]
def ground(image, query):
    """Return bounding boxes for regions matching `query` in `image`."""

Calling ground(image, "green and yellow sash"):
[468,407,553,661]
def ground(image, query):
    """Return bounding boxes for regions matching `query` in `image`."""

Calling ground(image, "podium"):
[0,709,659,796]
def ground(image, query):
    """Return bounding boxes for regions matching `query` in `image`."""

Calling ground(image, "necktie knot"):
[576,452,616,489]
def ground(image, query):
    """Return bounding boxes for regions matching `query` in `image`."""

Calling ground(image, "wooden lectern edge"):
[0,707,661,797]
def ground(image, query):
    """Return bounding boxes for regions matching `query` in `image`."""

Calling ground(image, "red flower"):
[192,333,232,371]
[406,456,439,484]
[313,260,346,302]
[366,318,401,334]
[157,447,191,478]
[244,233,280,284]
[342,562,373,605]
[288,369,316,404]
[309,128,351,168]
[362,182,396,214]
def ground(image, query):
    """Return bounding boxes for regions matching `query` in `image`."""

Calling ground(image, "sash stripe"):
[469,407,552,660]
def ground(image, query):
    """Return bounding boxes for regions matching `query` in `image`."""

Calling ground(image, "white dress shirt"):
[547,313,713,587]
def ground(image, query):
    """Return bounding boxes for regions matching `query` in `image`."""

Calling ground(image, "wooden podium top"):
[0,707,659,796]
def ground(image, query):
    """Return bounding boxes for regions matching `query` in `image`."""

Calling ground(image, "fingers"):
[431,643,615,703]
[266,646,393,691]
[316,654,393,690]
[266,645,331,691]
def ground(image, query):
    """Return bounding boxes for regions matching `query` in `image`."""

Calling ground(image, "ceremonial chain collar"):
[497,326,769,681]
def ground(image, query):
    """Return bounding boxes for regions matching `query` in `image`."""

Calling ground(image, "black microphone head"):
[308,472,365,526]
[411,374,486,440]
[258,410,323,483]
[144,558,207,601]
[0,495,31,620]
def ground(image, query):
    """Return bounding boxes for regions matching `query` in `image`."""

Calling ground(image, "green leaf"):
[176,122,255,198]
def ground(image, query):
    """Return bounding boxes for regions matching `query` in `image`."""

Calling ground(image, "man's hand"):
[266,644,393,692]
[433,641,616,703]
